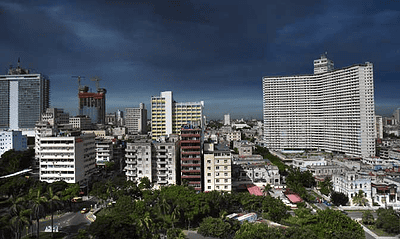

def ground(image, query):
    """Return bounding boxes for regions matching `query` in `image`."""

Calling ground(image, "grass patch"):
[95,207,111,217]
[364,224,398,237]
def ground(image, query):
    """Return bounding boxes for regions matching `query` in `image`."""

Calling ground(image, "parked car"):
[80,208,89,214]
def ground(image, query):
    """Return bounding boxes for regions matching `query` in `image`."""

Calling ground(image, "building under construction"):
[76,76,106,125]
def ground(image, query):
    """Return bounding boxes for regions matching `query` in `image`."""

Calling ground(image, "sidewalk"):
[86,207,103,222]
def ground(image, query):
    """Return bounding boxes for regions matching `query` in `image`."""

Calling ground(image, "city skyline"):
[1,0,400,119]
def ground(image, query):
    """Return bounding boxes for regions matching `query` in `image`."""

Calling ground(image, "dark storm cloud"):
[0,0,399,118]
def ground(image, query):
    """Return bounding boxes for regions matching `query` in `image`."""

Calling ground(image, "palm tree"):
[46,186,62,238]
[7,195,31,239]
[352,190,368,206]
[28,188,47,239]
[10,207,31,239]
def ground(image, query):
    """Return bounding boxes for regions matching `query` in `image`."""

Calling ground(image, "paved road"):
[41,211,91,235]
[345,211,377,220]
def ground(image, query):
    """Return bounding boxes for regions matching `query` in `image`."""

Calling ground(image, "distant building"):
[151,91,204,140]
[41,108,70,126]
[0,131,27,157]
[393,108,400,125]
[78,83,106,124]
[224,114,230,126]
[376,115,384,139]
[105,113,116,125]
[69,115,92,130]
[226,131,241,142]
[263,54,375,158]
[125,103,147,134]
[0,61,50,130]
[204,143,232,192]
[37,133,96,184]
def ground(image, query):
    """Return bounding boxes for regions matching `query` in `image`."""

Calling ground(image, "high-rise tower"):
[263,55,375,157]
[151,91,204,140]
[0,60,50,130]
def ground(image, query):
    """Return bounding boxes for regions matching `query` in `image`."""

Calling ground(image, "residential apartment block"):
[0,131,27,157]
[95,139,113,167]
[37,133,96,184]
[151,91,204,140]
[263,54,375,157]
[125,136,179,187]
[0,62,50,130]
[180,124,203,192]
[204,143,232,192]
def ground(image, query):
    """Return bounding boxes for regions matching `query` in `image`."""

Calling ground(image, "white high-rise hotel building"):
[263,54,375,157]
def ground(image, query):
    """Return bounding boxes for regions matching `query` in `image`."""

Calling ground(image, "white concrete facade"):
[38,133,96,184]
[0,131,27,157]
[263,55,375,158]
[204,143,232,192]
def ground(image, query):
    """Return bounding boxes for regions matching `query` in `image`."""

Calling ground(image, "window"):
[207,160,211,164]
[216,173,219,176]
[216,166,219,170]
[207,180,211,183]
[207,173,211,176]
[208,186,211,189]
[224,173,228,176]
[207,167,211,170]
[216,179,220,183]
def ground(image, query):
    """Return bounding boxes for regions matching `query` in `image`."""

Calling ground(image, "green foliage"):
[352,190,368,206]
[233,147,239,154]
[331,191,349,206]
[283,208,364,239]
[198,217,240,239]
[167,228,186,239]
[234,222,277,239]
[362,211,374,225]
[0,148,34,176]
[138,177,152,190]
[285,167,316,201]
[318,177,332,196]
[254,146,287,173]
[375,207,400,234]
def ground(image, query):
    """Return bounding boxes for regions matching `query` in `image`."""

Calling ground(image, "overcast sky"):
[1,0,399,120]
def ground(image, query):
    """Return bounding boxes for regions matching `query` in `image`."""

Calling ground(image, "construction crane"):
[90,76,102,91]
[71,76,85,90]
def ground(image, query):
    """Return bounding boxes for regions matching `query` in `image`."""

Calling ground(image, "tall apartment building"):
[125,136,179,187]
[0,62,50,130]
[204,143,232,192]
[180,124,203,192]
[151,91,204,140]
[263,54,375,157]
[0,131,27,157]
[125,103,147,134]
[37,133,96,184]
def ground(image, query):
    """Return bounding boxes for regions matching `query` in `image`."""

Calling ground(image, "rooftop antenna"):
[90,76,101,91]
[72,76,85,90]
